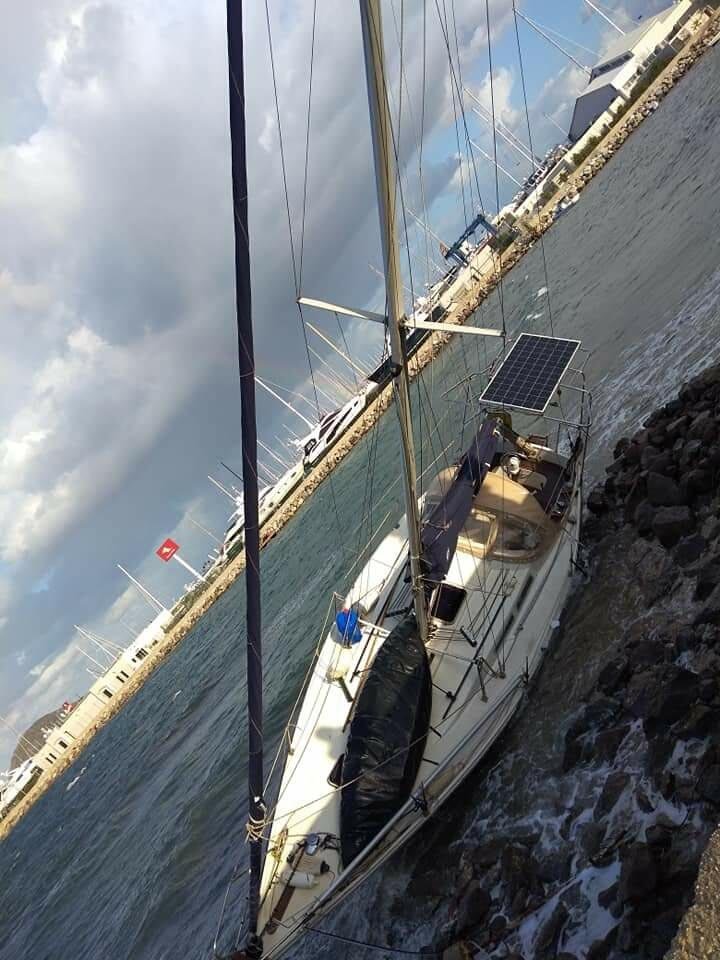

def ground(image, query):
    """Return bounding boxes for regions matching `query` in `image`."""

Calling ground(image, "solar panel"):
[479,333,580,414]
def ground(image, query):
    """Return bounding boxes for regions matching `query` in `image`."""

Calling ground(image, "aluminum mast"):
[360,0,428,642]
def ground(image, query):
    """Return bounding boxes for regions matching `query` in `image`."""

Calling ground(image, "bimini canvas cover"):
[340,616,432,865]
[421,418,499,589]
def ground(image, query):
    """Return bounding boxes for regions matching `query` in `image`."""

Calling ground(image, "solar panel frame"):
[479,333,580,415]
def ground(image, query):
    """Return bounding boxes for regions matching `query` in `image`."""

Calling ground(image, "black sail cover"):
[340,615,432,866]
[420,417,499,590]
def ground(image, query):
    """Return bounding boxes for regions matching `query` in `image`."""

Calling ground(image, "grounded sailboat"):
[217,3,591,959]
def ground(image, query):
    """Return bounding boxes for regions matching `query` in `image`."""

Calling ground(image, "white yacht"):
[219,461,305,562]
[298,388,370,470]
[0,758,41,817]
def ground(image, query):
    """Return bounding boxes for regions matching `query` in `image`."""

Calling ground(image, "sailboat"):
[217,2,591,958]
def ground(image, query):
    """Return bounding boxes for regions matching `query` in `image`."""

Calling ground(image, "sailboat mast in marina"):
[217,2,592,958]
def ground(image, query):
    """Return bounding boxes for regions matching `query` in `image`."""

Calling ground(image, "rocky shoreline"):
[414,361,720,960]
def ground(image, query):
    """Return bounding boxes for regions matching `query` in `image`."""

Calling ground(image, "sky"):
[0,0,670,766]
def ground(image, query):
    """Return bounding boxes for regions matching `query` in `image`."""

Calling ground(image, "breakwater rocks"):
[410,362,720,960]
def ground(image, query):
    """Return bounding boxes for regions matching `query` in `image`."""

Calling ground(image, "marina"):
[2,3,720,960]
[2,2,719,844]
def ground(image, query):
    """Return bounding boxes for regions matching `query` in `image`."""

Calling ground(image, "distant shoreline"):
[3,11,718,842]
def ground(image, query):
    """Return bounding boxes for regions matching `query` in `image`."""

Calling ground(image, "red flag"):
[156,538,179,562]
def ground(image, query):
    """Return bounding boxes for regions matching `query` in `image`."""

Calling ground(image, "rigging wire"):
[263,0,349,563]
[511,0,556,337]
[484,0,506,338]
[449,0,478,210]
[304,926,441,957]
[438,0,468,223]
[298,0,318,290]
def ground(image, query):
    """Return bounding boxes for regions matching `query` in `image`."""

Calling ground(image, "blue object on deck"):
[335,608,362,645]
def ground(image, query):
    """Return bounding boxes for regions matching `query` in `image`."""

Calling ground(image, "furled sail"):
[420,418,500,590]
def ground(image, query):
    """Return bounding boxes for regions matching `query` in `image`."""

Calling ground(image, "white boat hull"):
[254,448,583,959]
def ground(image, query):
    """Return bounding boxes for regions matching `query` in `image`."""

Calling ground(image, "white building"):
[33,609,172,772]
[568,1,700,142]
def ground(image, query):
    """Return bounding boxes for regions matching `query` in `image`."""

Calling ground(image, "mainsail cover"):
[340,615,431,866]
[421,418,499,589]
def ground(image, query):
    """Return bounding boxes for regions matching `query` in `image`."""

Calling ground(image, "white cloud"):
[258,110,276,153]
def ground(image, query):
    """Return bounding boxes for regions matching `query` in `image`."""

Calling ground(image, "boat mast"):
[360,0,428,641]
[225,0,264,955]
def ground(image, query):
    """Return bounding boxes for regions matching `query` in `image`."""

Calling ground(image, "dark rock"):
[625,662,665,718]
[648,426,667,447]
[556,954,577,960]
[642,906,687,958]
[695,583,720,626]
[587,930,618,960]
[679,439,703,468]
[664,398,685,418]
[695,562,720,601]
[622,475,647,522]
[578,821,605,860]
[673,625,697,653]
[598,881,618,910]
[682,468,714,498]
[566,699,619,742]
[673,703,719,739]
[674,534,707,566]
[510,887,527,914]
[642,448,674,475]
[623,443,643,466]
[647,472,684,507]
[534,901,568,960]
[605,458,625,477]
[645,734,674,782]
[701,516,720,541]
[537,851,572,885]
[618,842,657,904]
[473,838,505,867]
[697,764,720,805]
[488,914,506,939]
[596,656,630,696]
[587,487,609,516]
[629,637,666,668]
[589,725,630,764]
[652,505,693,548]
[665,415,690,440]
[455,886,491,934]
[700,676,718,703]
[707,446,720,469]
[645,823,674,850]
[613,437,630,460]
[634,500,655,535]
[689,409,716,442]
[500,845,539,900]
[652,667,701,727]
[594,770,630,818]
